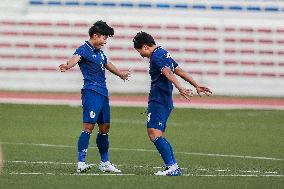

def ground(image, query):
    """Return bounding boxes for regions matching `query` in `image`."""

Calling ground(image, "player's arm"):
[59,55,81,72]
[174,66,212,96]
[162,67,192,100]
[105,61,131,81]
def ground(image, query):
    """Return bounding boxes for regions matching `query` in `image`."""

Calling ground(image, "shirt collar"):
[85,41,99,52]
[150,46,161,61]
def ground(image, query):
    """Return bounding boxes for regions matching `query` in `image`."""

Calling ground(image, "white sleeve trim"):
[160,66,170,74]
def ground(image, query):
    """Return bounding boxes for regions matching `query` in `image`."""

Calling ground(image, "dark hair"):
[133,31,156,49]
[88,20,114,38]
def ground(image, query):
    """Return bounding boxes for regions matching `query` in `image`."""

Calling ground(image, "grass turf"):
[0,104,283,188]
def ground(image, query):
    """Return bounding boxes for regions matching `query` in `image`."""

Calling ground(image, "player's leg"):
[96,96,121,173]
[147,103,181,176]
[77,89,103,173]
[97,123,110,163]
[77,123,94,172]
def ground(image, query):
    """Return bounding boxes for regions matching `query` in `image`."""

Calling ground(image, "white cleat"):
[98,161,121,173]
[154,164,182,176]
[77,162,92,173]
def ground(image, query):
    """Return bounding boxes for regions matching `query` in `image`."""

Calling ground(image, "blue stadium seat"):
[28,1,284,14]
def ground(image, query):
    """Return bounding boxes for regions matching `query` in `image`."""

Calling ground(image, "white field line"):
[182,174,284,177]
[4,160,282,177]
[1,98,284,110]
[1,142,283,161]
[8,172,284,177]
[5,160,76,165]
[265,171,278,174]
[239,170,260,173]
[9,172,135,176]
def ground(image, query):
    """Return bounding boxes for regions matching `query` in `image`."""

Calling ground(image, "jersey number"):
[147,113,151,122]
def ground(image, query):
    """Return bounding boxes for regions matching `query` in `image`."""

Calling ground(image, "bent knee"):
[148,132,162,142]
[147,128,163,142]
[148,135,157,142]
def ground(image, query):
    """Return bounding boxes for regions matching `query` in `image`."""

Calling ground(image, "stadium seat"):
[224,60,238,65]
[206,71,219,76]
[146,24,162,29]
[239,38,255,43]
[224,49,237,54]
[240,61,256,66]
[259,61,274,66]
[239,27,254,33]
[184,25,199,31]
[15,43,30,48]
[0,42,12,47]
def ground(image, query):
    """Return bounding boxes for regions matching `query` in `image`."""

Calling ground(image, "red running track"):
[0,91,284,110]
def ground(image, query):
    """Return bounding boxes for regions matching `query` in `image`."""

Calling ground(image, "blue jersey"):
[74,41,108,97]
[148,47,178,109]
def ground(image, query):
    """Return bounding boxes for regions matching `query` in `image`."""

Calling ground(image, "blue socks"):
[153,137,176,167]
[96,132,109,162]
[77,131,110,163]
[78,131,91,162]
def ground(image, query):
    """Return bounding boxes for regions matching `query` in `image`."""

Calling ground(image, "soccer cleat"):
[98,161,121,173]
[77,162,92,173]
[154,164,182,176]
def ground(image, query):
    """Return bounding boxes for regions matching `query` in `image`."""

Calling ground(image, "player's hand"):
[59,64,68,72]
[178,88,193,101]
[120,69,131,81]
[196,85,212,97]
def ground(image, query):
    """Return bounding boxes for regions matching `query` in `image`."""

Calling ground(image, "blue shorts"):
[147,102,172,132]
[81,89,110,124]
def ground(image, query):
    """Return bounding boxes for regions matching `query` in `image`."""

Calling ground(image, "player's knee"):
[148,133,158,142]
[99,123,110,134]
[147,128,162,142]
[83,123,94,133]
[148,135,156,142]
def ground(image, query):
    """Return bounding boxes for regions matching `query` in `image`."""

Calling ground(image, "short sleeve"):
[73,46,85,58]
[172,59,179,69]
[153,56,170,73]
[153,53,179,73]
[102,52,108,65]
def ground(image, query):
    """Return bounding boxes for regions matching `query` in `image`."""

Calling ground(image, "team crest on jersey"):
[166,53,171,58]
[90,111,96,118]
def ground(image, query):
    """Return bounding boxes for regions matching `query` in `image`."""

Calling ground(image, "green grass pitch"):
[0,104,283,189]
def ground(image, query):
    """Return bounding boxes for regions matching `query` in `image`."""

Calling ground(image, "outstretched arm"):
[59,55,81,72]
[174,66,212,96]
[105,61,131,81]
[162,67,193,100]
